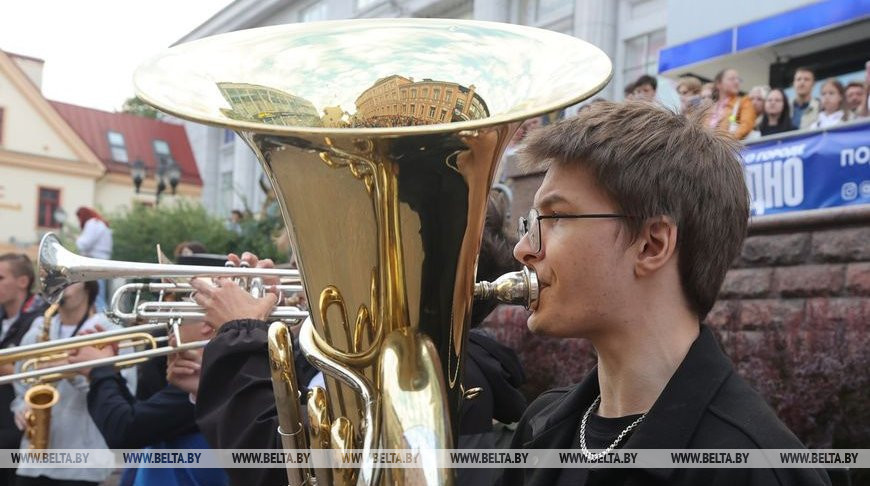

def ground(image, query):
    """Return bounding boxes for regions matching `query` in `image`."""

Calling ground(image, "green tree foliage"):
[231,212,288,263]
[108,201,289,264]
[110,201,234,263]
[121,96,159,119]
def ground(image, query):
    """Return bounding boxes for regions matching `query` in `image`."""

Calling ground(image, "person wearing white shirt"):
[810,79,852,130]
[74,207,112,312]
[12,281,135,486]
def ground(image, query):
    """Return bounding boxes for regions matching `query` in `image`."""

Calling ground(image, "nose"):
[513,231,539,265]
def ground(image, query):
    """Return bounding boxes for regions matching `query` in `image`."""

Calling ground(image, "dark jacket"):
[86,366,198,448]
[196,319,317,486]
[0,294,48,449]
[502,325,831,486]
[459,328,526,438]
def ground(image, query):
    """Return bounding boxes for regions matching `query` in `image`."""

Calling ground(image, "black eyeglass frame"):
[517,208,630,254]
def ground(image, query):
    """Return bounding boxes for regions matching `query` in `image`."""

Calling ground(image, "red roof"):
[50,101,202,186]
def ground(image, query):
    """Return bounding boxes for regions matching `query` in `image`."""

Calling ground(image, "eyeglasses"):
[517,208,629,254]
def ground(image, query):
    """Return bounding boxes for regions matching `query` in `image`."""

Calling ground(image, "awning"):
[658,0,870,86]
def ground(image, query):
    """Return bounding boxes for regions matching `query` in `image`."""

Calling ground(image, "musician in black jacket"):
[500,101,828,486]
[0,254,48,486]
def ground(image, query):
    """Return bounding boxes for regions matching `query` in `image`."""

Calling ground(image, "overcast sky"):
[0,0,234,111]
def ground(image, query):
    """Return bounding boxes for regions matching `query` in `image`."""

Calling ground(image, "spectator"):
[791,67,820,129]
[623,81,635,101]
[632,74,657,101]
[708,68,756,140]
[676,76,702,114]
[758,88,795,136]
[700,82,715,108]
[75,207,112,312]
[810,78,851,129]
[844,81,866,117]
[226,209,244,235]
[748,85,770,130]
[173,241,207,260]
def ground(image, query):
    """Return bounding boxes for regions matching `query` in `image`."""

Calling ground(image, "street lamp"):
[131,159,146,193]
[130,157,181,204]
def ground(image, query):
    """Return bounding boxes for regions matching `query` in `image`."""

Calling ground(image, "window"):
[153,139,171,160]
[37,187,61,228]
[422,88,429,98]
[441,109,448,121]
[429,106,436,117]
[455,97,465,112]
[411,89,417,99]
[433,88,440,100]
[410,104,415,114]
[623,29,666,88]
[223,129,235,145]
[300,1,327,22]
[106,131,128,162]
[355,0,381,11]
[445,90,453,102]
[401,90,407,99]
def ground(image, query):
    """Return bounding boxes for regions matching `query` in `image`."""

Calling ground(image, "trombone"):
[0,233,311,386]
[0,233,538,386]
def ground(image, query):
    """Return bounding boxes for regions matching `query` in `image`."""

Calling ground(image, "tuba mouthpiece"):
[474,267,539,310]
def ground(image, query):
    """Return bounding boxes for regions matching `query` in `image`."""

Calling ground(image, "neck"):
[767,113,781,125]
[590,292,699,418]
[58,305,88,326]
[824,108,839,115]
[2,293,27,319]
[795,93,811,104]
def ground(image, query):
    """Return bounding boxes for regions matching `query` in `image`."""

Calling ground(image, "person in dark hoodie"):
[192,197,528,486]
[0,254,48,486]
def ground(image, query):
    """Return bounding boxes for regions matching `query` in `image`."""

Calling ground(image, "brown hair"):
[794,66,815,80]
[519,101,749,319]
[0,253,35,291]
[821,78,847,112]
[676,76,702,95]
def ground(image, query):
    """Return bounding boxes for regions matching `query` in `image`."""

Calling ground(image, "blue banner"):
[742,121,870,216]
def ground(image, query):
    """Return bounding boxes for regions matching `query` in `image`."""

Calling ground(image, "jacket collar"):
[523,325,734,481]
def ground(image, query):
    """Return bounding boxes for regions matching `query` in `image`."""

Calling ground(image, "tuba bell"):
[135,18,611,485]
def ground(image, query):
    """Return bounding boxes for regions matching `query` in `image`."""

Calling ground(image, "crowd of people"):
[624,64,870,141]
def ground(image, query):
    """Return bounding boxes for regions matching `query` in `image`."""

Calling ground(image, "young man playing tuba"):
[502,101,829,486]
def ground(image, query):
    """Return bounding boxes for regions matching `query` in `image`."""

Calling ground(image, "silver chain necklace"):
[578,395,647,462]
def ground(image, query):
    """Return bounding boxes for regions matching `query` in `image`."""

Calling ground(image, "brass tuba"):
[135,18,611,485]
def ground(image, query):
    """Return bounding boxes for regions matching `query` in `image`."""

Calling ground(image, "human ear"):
[634,216,677,277]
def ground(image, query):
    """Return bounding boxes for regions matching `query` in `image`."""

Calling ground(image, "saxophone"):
[23,303,60,450]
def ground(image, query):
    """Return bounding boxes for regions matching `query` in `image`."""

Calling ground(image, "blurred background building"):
[177,0,868,222]
[0,49,202,255]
